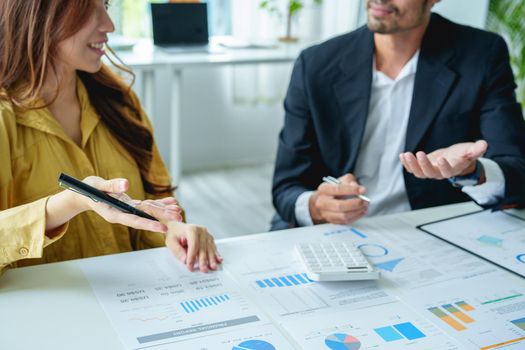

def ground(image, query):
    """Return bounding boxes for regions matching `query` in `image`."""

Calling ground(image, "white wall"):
[178,66,291,172]
[177,1,362,173]
[433,0,489,29]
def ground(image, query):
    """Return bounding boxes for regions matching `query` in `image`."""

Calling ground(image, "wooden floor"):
[177,163,275,238]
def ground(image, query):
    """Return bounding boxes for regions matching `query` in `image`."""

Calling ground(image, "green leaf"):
[488,0,525,106]
[289,1,303,16]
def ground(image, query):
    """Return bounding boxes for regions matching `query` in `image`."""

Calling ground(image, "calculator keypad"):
[296,242,379,281]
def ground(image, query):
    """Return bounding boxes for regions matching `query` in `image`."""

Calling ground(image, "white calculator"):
[296,242,380,282]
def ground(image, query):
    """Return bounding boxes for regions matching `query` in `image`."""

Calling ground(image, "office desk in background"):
[114,39,302,183]
[2,202,525,349]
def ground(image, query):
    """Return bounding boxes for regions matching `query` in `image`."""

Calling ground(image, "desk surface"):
[2,202,525,350]
[115,39,305,68]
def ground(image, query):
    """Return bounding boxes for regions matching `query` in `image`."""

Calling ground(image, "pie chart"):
[325,333,361,350]
[232,339,276,350]
[357,244,388,258]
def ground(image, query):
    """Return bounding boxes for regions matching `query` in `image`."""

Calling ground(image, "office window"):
[206,0,232,36]
[109,0,232,38]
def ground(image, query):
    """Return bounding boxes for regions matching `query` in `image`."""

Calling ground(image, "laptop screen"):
[151,3,209,46]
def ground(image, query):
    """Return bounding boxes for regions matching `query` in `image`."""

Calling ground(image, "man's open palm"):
[400,140,488,179]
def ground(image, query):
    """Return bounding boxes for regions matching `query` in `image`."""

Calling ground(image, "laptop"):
[151,3,210,53]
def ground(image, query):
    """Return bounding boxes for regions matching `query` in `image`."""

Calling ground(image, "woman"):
[0,0,221,274]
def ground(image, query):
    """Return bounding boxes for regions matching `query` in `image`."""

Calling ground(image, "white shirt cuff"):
[461,158,505,205]
[294,191,315,226]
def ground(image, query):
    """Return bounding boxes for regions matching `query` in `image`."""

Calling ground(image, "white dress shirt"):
[295,51,505,226]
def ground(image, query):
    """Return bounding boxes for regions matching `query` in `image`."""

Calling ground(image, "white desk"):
[116,40,302,183]
[2,202,525,350]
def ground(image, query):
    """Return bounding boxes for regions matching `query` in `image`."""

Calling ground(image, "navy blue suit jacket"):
[272,14,525,226]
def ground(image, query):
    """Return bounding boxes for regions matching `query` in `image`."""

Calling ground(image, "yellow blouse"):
[0,79,171,273]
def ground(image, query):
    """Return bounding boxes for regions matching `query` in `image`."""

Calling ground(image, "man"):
[271,0,525,229]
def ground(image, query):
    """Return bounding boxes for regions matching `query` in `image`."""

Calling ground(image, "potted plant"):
[487,0,525,111]
[260,0,322,42]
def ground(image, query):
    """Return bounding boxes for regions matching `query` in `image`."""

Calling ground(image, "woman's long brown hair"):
[0,0,173,196]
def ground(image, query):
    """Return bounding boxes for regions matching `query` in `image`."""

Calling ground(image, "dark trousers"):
[269,212,294,231]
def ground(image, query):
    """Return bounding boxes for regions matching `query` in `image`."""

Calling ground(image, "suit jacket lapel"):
[333,28,374,170]
[405,14,457,152]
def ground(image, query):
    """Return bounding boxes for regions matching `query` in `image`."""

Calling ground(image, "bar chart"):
[427,300,475,331]
[255,273,313,289]
[180,294,231,313]
[456,301,475,311]
[322,227,367,238]
[374,322,426,342]
[443,304,475,323]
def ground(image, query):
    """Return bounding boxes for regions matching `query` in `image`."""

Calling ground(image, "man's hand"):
[399,140,488,179]
[309,174,369,225]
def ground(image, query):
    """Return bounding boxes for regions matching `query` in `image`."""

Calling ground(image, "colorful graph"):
[477,235,503,247]
[456,301,475,311]
[323,227,367,238]
[358,244,388,257]
[374,326,404,342]
[355,243,404,272]
[428,307,466,331]
[350,228,367,238]
[428,301,475,331]
[442,304,475,323]
[375,258,404,272]
[233,339,276,350]
[180,294,230,313]
[255,274,313,288]
[325,333,361,350]
[511,317,525,331]
[480,293,522,305]
[374,322,426,342]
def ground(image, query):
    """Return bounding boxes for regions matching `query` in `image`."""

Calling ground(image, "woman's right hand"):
[46,176,178,234]
[78,176,179,233]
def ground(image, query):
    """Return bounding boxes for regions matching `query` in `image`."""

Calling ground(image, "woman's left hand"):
[135,197,222,272]
[165,222,223,273]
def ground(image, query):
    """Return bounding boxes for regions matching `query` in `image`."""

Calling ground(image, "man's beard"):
[366,0,429,34]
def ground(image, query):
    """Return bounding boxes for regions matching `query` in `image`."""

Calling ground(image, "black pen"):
[58,173,159,221]
[322,176,371,202]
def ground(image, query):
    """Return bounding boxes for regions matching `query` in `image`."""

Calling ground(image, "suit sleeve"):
[272,53,327,225]
[479,35,525,208]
